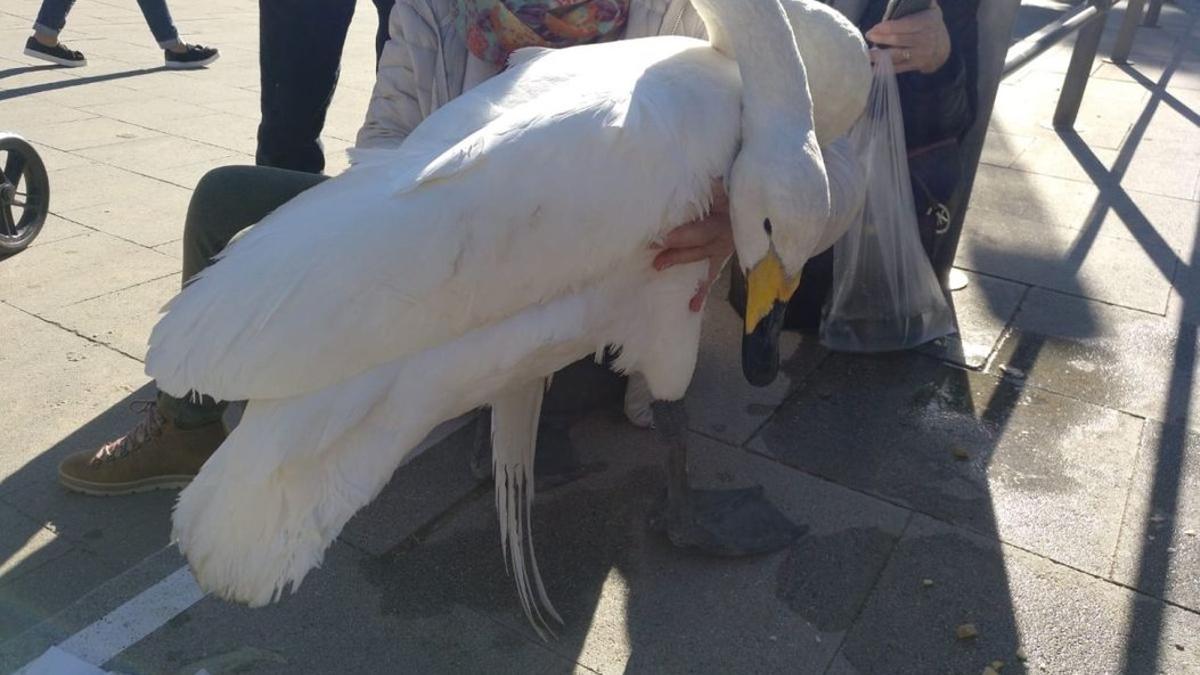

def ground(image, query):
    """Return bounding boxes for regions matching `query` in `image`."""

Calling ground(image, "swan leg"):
[648,399,804,556]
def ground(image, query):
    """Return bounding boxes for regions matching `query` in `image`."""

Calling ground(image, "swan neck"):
[691,0,815,136]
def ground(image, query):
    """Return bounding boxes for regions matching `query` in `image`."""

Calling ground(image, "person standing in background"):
[24,0,219,69]
[255,0,395,174]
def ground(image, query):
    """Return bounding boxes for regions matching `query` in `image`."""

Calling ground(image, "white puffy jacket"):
[355,0,867,148]
[355,0,715,149]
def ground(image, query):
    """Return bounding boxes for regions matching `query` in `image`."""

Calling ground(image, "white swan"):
[148,0,870,631]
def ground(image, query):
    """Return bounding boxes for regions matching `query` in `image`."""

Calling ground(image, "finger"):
[867,15,935,40]
[660,219,722,249]
[866,32,921,48]
[689,281,710,313]
[653,245,711,270]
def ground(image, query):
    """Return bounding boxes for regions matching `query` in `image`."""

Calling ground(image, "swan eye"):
[763,218,773,235]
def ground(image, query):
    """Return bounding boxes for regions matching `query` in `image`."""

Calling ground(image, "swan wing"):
[146,39,741,402]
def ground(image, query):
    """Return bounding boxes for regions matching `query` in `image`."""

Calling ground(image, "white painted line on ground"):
[13,412,475,675]
[15,647,109,675]
[16,567,205,674]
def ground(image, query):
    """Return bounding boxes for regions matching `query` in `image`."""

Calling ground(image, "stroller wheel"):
[0,134,50,256]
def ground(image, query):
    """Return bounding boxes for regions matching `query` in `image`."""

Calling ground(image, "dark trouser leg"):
[133,0,180,47]
[33,0,76,36]
[372,0,395,66]
[159,165,328,428]
[255,0,356,174]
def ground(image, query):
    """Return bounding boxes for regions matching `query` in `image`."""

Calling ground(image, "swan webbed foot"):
[648,399,804,556]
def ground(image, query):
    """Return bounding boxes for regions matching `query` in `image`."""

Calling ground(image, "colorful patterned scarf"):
[458,0,631,65]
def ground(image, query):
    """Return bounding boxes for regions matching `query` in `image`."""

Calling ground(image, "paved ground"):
[1,0,1198,673]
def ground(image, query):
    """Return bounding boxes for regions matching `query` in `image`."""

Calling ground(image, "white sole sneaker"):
[164,52,220,70]
[23,46,86,67]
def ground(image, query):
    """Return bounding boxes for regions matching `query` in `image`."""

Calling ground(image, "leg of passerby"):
[24,0,86,67]
[256,0,356,174]
[133,0,219,69]
[57,166,327,496]
[372,0,395,65]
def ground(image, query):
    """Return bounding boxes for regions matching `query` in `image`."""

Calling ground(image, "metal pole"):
[1053,1,1111,129]
[1003,2,1101,77]
[1111,0,1146,63]
[1143,0,1164,26]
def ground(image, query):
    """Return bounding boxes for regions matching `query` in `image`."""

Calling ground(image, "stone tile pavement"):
[0,0,1198,673]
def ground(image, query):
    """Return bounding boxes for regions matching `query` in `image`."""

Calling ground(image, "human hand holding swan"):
[146,0,871,633]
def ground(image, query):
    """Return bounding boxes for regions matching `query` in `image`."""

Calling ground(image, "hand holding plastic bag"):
[820,49,956,352]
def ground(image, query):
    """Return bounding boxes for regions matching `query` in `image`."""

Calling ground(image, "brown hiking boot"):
[57,400,226,496]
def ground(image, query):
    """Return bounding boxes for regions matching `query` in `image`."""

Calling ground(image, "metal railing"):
[999,0,1163,130]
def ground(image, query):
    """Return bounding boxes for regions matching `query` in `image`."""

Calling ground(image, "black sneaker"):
[164,44,219,70]
[23,36,86,67]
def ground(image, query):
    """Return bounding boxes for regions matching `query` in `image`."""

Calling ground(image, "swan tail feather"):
[491,379,561,639]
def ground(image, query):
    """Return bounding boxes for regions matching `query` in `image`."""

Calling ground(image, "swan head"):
[730,127,830,388]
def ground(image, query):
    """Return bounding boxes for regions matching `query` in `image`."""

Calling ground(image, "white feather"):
[159,0,870,630]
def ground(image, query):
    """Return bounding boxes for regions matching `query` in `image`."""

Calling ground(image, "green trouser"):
[156,165,624,430]
[156,165,327,427]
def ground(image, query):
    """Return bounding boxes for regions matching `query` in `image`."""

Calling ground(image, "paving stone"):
[338,416,485,556]
[967,163,1200,259]
[0,547,121,643]
[990,70,1146,150]
[686,271,826,446]
[992,287,1200,429]
[79,97,220,128]
[1094,54,1200,93]
[320,136,355,176]
[151,238,182,259]
[59,187,194,248]
[1119,141,1200,203]
[959,207,1174,313]
[1167,260,1199,327]
[919,271,1027,369]
[833,514,1200,674]
[0,62,86,92]
[750,353,1143,576]
[4,479,176,572]
[108,544,573,675]
[73,136,236,183]
[24,214,91,248]
[0,303,149,496]
[11,78,149,109]
[1111,422,1200,613]
[0,97,97,127]
[978,129,1036,168]
[1009,134,1121,185]
[0,544,186,673]
[352,413,909,674]
[0,500,71,585]
[146,112,258,154]
[45,161,191,213]
[0,231,177,311]
[150,152,250,190]
[22,116,164,152]
[41,274,177,360]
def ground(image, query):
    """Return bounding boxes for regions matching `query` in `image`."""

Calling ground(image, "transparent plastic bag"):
[820,50,956,352]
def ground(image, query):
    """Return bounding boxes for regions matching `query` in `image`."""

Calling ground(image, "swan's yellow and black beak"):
[742,250,800,387]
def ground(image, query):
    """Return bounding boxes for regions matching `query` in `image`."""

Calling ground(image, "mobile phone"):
[883,0,932,21]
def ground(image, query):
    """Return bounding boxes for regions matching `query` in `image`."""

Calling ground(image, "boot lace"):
[92,400,165,464]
